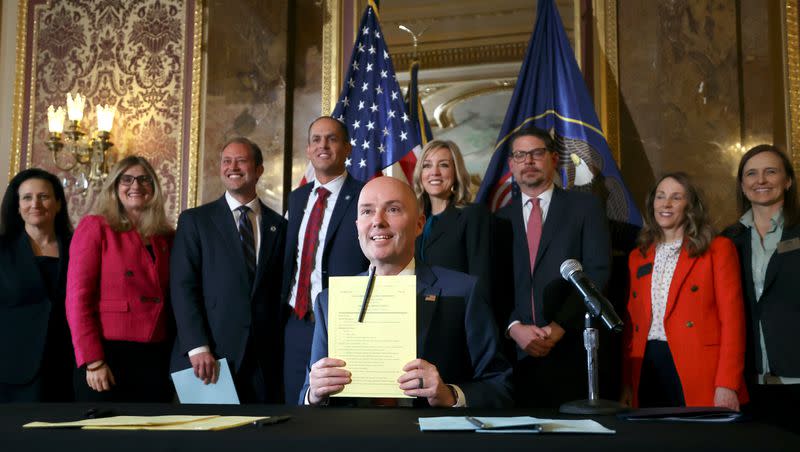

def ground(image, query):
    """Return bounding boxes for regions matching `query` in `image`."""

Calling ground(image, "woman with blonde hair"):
[67,155,175,402]
[412,139,491,295]
[622,172,747,410]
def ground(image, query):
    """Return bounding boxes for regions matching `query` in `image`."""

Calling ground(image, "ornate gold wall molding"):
[187,0,203,209]
[594,0,620,166]
[786,0,800,170]
[322,0,342,115]
[9,0,28,180]
[392,42,528,73]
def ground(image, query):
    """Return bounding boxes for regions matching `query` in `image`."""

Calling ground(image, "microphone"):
[559,259,623,333]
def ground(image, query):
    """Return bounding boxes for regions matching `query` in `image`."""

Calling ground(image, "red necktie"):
[526,197,542,320]
[294,187,331,319]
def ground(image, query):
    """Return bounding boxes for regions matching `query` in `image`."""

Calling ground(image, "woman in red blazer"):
[67,156,174,402]
[621,172,747,410]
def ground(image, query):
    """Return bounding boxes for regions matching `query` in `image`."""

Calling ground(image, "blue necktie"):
[237,205,256,283]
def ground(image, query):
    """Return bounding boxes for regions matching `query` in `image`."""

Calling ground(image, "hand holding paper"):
[190,351,218,384]
[398,359,454,407]
[308,358,351,405]
[327,274,416,399]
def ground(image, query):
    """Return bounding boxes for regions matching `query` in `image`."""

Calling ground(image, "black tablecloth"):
[2,403,798,451]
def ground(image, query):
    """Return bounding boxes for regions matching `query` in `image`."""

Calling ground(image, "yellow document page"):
[23,415,218,428]
[83,416,267,431]
[328,275,416,399]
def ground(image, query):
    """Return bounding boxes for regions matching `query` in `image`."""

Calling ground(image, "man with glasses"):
[170,137,287,403]
[494,126,611,408]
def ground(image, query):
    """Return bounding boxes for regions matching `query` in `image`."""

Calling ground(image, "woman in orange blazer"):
[621,172,747,410]
[67,156,174,402]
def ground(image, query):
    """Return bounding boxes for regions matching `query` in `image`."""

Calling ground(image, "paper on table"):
[328,275,416,399]
[83,416,267,431]
[171,357,240,404]
[418,416,615,434]
[24,415,218,428]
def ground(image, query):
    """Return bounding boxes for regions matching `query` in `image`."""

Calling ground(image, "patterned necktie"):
[526,197,542,321]
[237,205,256,284]
[294,187,331,319]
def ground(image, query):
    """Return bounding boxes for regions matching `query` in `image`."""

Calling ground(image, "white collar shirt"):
[288,172,347,310]
[225,191,262,264]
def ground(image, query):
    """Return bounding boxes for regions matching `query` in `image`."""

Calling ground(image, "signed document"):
[328,275,416,399]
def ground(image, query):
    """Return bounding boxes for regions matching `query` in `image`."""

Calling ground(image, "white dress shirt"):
[287,172,347,312]
[507,184,555,333]
[647,239,682,341]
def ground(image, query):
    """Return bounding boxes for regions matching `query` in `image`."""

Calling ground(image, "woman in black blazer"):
[0,168,74,402]
[723,144,800,431]
[412,139,492,298]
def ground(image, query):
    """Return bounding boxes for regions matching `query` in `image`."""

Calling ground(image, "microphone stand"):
[559,313,627,415]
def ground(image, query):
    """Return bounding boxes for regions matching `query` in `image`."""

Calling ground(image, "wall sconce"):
[46,92,117,193]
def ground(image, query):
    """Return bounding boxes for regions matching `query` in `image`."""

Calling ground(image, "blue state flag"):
[331,1,419,182]
[405,59,433,146]
[476,0,642,226]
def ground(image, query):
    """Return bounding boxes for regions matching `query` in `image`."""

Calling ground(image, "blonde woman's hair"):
[412,140,472,213]
[94,155,173,237]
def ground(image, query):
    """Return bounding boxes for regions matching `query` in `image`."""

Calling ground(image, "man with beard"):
[494,126,611,408]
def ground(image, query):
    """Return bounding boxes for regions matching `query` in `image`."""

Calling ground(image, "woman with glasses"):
[0,169,75,402]
[67,156,175,402]
[412,140,491,298]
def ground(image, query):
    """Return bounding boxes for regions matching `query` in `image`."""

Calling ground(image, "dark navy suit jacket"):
[0,233,71,385]
[170,195,286,402]
[495,187,611,339]
[299,262,513,408]
[494,187,610,406]
[280,175,368,308]
[723,221,800,381]
[414,203,491,289]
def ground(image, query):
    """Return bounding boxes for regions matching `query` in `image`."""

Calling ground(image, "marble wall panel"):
[619,0,746,228]
[290,0,324,188]
[200,0,287,212]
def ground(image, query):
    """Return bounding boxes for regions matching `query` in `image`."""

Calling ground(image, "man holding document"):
[301,177,512,408]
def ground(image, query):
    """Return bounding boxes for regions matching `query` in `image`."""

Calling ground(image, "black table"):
[2,403,798,451]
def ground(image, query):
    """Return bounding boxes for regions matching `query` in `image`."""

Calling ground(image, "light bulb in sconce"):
[96,105,115,133]
[66,92,85,122]
[47,106,65,134]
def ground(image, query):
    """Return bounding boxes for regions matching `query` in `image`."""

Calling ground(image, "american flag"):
[330,4,419,183]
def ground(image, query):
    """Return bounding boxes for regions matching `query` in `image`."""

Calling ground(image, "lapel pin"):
[270,225,277,232]
[424,294,437,302]
[345,195,351,200]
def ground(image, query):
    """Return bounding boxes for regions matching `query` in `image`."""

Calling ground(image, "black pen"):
[465,416,486,429]
[358,267,376,322]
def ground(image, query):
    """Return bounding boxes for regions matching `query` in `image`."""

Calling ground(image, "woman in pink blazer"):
[622,172,747,410]
[67,156,174,402]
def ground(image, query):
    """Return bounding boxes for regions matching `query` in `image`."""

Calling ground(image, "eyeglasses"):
[511,148,549,162]
[119,174,154,186]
